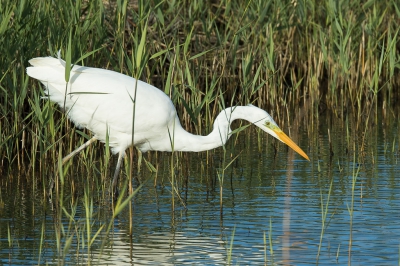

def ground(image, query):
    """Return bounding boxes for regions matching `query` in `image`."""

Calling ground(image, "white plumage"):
[27,54,309,193]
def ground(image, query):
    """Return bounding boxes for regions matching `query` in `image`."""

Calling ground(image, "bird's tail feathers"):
[27,54,66,84]
[28,57,62,68]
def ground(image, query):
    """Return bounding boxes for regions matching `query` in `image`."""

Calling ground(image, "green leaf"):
[189,48,215,60]
[65,30,73,82]
[136,19,148,70]
[149,48,169,60]
[184,26,194,55]
[74,46,105,65]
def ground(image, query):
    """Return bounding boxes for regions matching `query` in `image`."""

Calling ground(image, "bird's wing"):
[27,57,176,146]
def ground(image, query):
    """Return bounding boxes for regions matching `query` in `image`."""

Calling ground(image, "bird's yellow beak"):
[273,129,310,161]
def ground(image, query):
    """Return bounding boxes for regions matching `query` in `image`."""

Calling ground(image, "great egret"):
[27,55,309,193]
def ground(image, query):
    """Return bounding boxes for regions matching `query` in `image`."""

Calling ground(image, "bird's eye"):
[265,121,270,127]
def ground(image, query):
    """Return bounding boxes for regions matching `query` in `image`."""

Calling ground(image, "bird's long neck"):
[171,106,246,152]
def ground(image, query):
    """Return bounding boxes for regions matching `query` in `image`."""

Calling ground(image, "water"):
[1,111,399,265]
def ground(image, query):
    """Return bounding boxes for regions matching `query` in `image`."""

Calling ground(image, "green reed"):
[268,217,275,264]
[1,0,399,166]
[0,0,399,263]
[347,143,361,263]
[226,226,236,265]
[317,178,333,263]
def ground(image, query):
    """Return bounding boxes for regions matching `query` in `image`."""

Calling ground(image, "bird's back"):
[27,56,177,154]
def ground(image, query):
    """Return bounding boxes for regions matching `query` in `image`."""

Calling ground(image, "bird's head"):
[247,105,310,161]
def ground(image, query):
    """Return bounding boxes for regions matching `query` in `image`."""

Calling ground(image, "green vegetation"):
[0,0,399,264]
[1,0,399,167]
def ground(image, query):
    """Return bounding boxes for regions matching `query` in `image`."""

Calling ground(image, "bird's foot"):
[113,187,119,201]
[47,178,55,199]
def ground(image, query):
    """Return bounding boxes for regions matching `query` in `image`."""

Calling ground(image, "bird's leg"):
[137,148,143,173]
[62,136,98,165]
[112,151,125,198]
[48,136,97,196]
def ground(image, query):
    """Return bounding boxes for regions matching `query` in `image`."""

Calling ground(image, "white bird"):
[26,55,309,193]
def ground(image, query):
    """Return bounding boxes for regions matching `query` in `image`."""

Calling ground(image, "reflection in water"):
[0,110,399,265]
[94,230,226,265]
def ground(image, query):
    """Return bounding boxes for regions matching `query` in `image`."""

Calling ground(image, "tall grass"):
[0,1,399,262]
[1,0,399,168]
